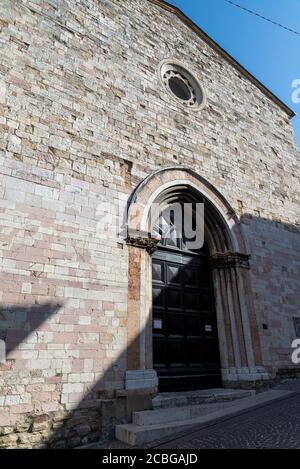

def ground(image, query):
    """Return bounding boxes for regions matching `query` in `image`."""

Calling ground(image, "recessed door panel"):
[166,288,182,310]
[152,248,221,391]
[152,261,164,283]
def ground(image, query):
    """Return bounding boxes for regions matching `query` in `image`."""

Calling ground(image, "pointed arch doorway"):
[152,199,221,391]
[125,168,269,394]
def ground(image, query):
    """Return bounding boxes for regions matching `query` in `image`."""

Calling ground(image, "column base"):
[125,369,158,392]
[222,367,271,383]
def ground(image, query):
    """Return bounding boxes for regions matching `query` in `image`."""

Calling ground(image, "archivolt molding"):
[126,167,247,256]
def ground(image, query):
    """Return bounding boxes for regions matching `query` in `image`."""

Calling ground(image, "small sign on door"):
[205,325,212,332]
[153,319,163,330]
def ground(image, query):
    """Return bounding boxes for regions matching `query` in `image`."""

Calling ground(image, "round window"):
[168,76,191,101]
[159,61,206,110]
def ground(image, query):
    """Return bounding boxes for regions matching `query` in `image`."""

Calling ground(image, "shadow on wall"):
[0,313,146,448]
[0,302,63,356]
[0,253,217,448]
[0,214,300,448]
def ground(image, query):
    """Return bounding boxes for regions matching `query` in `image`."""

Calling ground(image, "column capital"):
[210,252,250,270]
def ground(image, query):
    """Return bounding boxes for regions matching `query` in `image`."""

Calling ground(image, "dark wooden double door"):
[152,248,221,392]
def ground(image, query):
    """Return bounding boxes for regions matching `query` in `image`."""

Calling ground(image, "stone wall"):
[0,0,299,447]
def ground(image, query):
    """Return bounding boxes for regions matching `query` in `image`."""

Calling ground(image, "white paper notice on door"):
[153,319,163,330]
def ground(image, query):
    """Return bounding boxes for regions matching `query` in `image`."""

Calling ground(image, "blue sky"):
[168,0,300,149]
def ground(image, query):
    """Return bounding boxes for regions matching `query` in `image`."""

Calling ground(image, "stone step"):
[115,390,292,447]
[152,388,255,409]
[133,400,242,426]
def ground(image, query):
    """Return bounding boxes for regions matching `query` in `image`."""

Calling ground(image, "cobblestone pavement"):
[151,382,300,449]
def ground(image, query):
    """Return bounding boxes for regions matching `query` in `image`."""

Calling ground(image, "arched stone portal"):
[125,167,270,392]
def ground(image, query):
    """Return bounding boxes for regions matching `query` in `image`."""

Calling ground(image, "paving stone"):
[153,392,300,449]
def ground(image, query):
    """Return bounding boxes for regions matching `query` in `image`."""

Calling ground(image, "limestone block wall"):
[0,0,299,447]
[243,217,300,370]
[0,153,131,447]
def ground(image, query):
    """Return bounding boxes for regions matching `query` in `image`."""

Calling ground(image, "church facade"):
[0,0,299,448]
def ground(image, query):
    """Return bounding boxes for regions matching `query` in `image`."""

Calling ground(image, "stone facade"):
[0,0,299,448]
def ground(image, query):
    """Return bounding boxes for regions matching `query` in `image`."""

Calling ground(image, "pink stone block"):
[10,404,34,415]
[31,392,51,402]
[71,359,84,372]
[39,402,60,413]
[0,411,18,426]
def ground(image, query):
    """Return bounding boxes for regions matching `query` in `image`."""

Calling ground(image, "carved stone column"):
[210,252,269,385]
[125,230,159,393]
